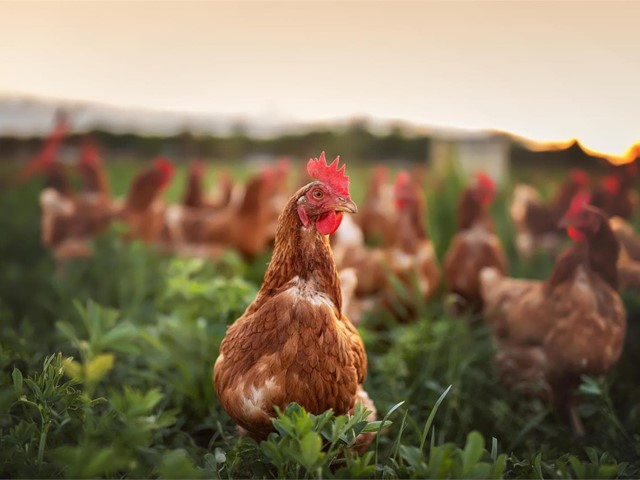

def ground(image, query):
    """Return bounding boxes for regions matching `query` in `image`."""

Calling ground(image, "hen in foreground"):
[213,152,375,444]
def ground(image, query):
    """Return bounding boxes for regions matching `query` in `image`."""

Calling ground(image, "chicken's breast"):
[214,276,366,439]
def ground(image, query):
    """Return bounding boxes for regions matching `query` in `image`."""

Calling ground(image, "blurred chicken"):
[165,164,280,259]
[510,169,589,258]
[335,172,439,323]
[357,166,397,246]
[591,162,638,220]
[181,160,234,211]
[481,192,626,435]
[182,159,208,209]
[214,152,375,449]
[114,157,175,244]
[443,173,507,312]
[266,158,293,243]
[19,126,113,261]
[15,114,68,186]
[380,171,440,320]
[77,137,110,203]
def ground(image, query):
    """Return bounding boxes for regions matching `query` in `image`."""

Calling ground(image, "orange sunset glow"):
[0,1,639,158]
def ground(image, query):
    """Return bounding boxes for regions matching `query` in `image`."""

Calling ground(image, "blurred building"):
[430,131,510,183]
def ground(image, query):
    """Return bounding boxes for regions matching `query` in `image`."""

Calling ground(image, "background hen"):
[481,193,626,435]
[443,173,507,312]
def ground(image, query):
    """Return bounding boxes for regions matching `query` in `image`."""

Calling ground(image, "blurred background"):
[1,1,638,177]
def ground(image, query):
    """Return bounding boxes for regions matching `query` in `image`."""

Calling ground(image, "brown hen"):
[443,173,507,312]
[481,193,626,435]
[213,152,375,446]
[114,157,175,244]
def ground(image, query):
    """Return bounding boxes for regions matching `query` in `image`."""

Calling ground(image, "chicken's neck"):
[547,223,619,291]
[587,221,620,290]
[183,173,204,208]
[458,190,494,232]
[259,197,342,312]
[46,164,72,197]
[82,165,110,199]
[395,204,428,252]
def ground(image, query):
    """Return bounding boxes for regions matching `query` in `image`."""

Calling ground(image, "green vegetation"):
[1,164,639,478]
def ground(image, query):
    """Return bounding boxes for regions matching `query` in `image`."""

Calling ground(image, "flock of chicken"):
[18,126,640,445]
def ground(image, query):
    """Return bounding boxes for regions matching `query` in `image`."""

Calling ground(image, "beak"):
[335,197,358,214]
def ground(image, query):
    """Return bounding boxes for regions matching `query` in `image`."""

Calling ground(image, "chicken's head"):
[472,172,496,206]
[154,157,175,190]
[603,174,620,194]
[297,152,357,236]
[569,169,589,187]
[79,139,101,168]
[559,191,603,241]
[394,171,420,210]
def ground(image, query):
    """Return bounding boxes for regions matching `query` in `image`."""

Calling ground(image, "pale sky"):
[0,1,639,157]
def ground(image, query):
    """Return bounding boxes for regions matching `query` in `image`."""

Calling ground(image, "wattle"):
[316,211,344,235]
[567,226,585,241]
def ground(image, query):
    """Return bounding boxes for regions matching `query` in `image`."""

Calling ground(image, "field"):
[1,160,640,479]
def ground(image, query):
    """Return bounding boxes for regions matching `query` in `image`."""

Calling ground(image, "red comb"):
[307,151,350,196]
[566,190,591,216]
[569,169,588,185]
[154,157,175,187]
[603,175,620,194]
[80,139,101,167]
[16,121,67,181]
[475,172,495,192]
[394,171,411,191]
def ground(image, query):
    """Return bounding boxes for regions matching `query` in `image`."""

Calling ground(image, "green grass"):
[1,160,639,478]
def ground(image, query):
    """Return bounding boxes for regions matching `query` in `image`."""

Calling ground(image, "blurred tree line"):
[0,119,430,164]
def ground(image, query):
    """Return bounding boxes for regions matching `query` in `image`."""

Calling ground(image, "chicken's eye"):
[312,190,324,200]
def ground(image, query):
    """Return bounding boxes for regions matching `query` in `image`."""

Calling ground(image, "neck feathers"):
[259,190,342,312]
[457,189,493,232]
[548,220,619,290]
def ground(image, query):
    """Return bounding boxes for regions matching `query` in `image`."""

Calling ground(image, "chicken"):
[77,138,110,202]
[266,157,293,243]
[443,173,507,312]
[180,159,234,211]
[214,152,375,446]
[510,169,589,258]
[16,115,68,185]
[334,172,439,323]
[481,192,626,435]
[380,171,440,320]
[21,131,112,261]
[114,157,175,244]
[182,159,207,209]
[357,166,397,246]
[591,162,638,220]
[165,165,280,259]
